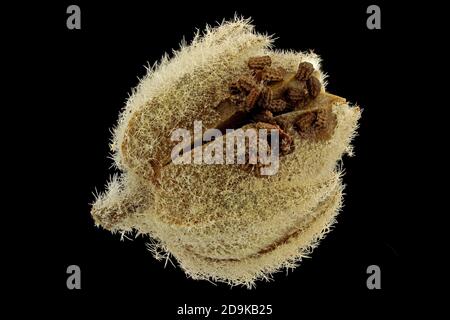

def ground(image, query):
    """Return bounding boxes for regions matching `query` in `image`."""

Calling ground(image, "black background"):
[11,0,419,316]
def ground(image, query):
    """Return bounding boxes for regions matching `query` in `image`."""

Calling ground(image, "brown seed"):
[307,76,321,98]
[295,62,315,80]
[295,111,316,134]
[314,108,337,140]
[248,56,272,70]
[315,108,329,129]
[286,81,308,103]
[237,75,257,92]
[245,87,262,111]
[260,67,284,82]
[266,99,288,113]
[287,87,302,102]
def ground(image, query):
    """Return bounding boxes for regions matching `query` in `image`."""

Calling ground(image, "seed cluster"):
[229,57,323,121]
[227,56,335,147]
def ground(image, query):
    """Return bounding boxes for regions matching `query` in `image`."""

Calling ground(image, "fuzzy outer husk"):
[91,17,361,287]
